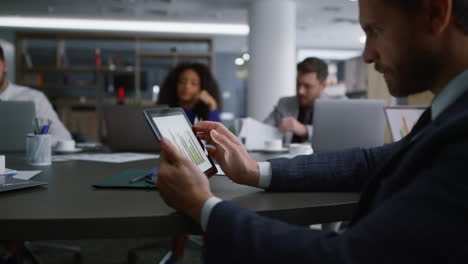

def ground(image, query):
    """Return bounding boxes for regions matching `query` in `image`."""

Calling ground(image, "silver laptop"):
[0,101,35,151]
[312,99,386,152]
[103,104,163,153]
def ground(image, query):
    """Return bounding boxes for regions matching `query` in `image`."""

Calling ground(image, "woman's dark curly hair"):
[157,62,222,121]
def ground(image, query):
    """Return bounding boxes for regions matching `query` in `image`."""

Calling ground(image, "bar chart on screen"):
[385,107,426,142]
[152,114,212,172]
[168,130,206,165]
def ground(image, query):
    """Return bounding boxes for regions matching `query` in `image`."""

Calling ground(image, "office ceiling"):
[0,0,364,53]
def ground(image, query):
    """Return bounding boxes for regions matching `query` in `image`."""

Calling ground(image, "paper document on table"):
[52,153,159,163]
[238,117,282,151]
[13,170,42,180]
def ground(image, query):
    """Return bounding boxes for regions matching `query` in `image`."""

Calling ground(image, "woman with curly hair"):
[157,62,222,124]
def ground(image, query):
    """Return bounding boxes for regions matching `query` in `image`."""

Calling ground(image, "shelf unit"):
[15,31,214,141]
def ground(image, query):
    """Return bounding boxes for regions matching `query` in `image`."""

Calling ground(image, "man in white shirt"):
[0,46,72,141]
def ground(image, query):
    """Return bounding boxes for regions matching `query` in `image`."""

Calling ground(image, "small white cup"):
[289,143,313,157]
[0,155,5,173]
[26,134,51,166]
[55,140,76,152]
[264,139,283,151]
[283,131,293,147]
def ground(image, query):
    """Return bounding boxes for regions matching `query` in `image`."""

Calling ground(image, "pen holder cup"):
[26,134,51,166]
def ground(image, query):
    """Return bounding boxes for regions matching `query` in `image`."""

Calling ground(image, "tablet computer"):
[144,107,217,177]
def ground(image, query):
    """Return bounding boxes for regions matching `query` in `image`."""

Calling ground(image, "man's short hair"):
[297,57,328,83]
[386,0,468,35]
[0,46,4,61]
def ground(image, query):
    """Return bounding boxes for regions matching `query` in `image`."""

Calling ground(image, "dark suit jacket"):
[203,88,468,263]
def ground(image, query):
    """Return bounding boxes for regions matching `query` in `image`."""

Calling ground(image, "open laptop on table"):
[103,104,165,153]
[384,106,427,142]
[0,101,35,151]
[312,99,386,152]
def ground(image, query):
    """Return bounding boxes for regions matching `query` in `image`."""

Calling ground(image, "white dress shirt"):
[201,68,468,232]
[0,82,72,142]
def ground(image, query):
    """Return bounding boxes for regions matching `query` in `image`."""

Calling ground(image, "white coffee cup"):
[289,143,313,157]
[55,140,76,152]
[264,139,283,151]
[0,155,5,173]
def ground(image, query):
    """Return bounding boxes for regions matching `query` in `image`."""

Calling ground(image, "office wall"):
[0,29,16,81]
[214,52,247,119]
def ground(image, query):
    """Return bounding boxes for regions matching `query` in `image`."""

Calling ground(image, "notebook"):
[93,168,157,189]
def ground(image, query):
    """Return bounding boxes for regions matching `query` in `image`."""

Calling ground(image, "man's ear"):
[427,0,452,34]
[1,60,8,73]
[319,80,327,92]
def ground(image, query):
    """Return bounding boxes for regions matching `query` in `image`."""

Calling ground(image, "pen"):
[129,171,155,184]
[40,125,49,135]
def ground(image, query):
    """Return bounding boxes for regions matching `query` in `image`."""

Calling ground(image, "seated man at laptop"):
[0,46,72,141]
[264,57,330,143]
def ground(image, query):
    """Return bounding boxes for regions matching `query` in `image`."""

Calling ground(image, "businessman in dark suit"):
[156,0,468,262]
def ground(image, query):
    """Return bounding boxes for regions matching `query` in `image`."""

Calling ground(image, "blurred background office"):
[0,0,433,146]
[0,0,434,263]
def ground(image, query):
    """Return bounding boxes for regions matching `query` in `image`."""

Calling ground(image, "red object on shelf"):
[117,86,125,104]
[95,48,101,69]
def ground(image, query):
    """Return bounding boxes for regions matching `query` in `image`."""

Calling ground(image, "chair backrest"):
[312,99,386,152]
[103,104,165,153]
[0,101,35,151]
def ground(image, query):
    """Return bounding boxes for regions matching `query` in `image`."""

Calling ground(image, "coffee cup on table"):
[0,155,5,184]
[289,143,313,157]
[55,140,76,152]
[264,139,283,151]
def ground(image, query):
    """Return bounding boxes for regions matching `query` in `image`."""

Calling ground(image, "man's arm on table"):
[201,142,401,230]
[202,141,467,263]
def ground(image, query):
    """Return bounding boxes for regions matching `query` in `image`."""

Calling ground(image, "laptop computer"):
[0,177,47,193]
[312,99,386,152]
[103,104,164,153]
[384,106,427,142]
[0,101,35,151]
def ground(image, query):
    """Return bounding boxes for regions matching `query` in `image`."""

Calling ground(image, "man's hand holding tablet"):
[157,138,213,224]
[193,121,260,187]
[145,108,260,223]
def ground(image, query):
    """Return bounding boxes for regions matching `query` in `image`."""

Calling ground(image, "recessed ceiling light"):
[0,16,249,35]
[235,58,245,66]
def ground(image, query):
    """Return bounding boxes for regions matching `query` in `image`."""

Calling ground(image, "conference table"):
[0,152,359,240]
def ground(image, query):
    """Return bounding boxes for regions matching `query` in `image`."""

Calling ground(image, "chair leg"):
[1,241,41,264]
[168,235,187,262]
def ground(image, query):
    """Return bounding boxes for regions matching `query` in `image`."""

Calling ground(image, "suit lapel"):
[350,109,432,224]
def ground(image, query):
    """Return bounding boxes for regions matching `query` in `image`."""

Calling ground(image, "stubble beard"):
[386,49,442,98]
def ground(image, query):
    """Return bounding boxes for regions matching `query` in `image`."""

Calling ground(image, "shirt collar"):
[0,81,13,101]
[432,69,468,120]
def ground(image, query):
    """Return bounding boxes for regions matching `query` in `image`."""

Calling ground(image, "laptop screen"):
[384,106,427,142]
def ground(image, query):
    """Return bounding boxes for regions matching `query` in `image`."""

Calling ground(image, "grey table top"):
[0,152,359,240]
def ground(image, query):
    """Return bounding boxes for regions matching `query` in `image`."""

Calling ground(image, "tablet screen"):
[151,113,213,173]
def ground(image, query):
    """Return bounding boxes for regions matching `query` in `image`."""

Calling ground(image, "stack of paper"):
[52,153,159,163]
[238,117,282,151]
